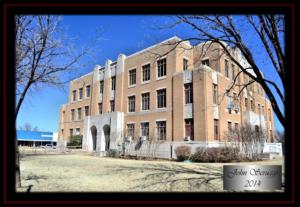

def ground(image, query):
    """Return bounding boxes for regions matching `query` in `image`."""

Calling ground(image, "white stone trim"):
[155,119,167,122]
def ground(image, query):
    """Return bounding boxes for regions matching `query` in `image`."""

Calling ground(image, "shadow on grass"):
[108,163,223,191]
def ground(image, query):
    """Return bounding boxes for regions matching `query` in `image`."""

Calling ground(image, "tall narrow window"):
[268,108,271,121]
[110,100,115,112]
[111,76,116,90]
[72,90,76,101]
[100,81,104,94]
[157,89,166,108]
[127,124,135,138]
[201,59,209,66]
[79,88,83,99]
[77,108,81,120]
[142,64,150,82]
[258,104,261,114]
[185,119,194,140]
[231,64,235,81]
[69,128,73,137]
[262,106,265,114]
[156,121,166,140]
[85,106,89,116]
[228,121,232,135]
[250,100,255,111]
[86,85,90,97]
[157,58,166,78]
[98,103,102,114]
[71,109,75,121]
[75,128,80,135]
[141,92,150,110]
[184,83,193,104]
[245,98,248,110]
[234,123,239,132]
[129,69,136,85]
[213,84,218,104]
[183,58,188,71]
[214,119,219,140]
[128,96,135,112]
[225,59,229,78]
[141,122,149,139]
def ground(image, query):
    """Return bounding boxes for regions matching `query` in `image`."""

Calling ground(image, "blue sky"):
[16,15,284,133]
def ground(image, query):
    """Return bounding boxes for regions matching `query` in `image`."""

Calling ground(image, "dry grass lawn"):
[17,153,284,192]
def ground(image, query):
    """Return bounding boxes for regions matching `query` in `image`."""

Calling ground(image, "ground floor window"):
[127,123,135,138]
[184,119,194,140]
[156,121,166,140]
[69,128,73,137]
[141,122,149,139]
[110,100,115,112]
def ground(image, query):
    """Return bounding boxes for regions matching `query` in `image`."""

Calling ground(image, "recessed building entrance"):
[103,124,110,151]
[91,126,97,151]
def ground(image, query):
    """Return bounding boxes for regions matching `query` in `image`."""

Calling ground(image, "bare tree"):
[23,122,32,131]
[15,15,101,188]
[158,15,285,128]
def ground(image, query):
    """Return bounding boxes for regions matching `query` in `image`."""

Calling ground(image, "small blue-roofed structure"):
[17,130,57,147]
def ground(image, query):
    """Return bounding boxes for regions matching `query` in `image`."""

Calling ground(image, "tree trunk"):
[15,140,21,188]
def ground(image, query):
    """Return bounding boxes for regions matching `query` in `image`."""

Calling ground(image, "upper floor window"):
[258,104,261,114]
[157,58,166,78]
[183,58,188,71]
[129,69,136,86]
[128,96,136,112]
[225,59,229,78]
[71,109,75,121]
[184,83,193,104]
[111,76,116,90]
[69,128,73,137]
[100,81,104,94]
[157,89,166,108]
[86,85,90,97]
[250,100,255,111]
[231,64,235,81]
[77,108,81,120]
[268,108,271,121]
[79,88,83,99]
[85,106,89,116]
[141,92,150,111]
[156,121,166,140]
[142,64,150,82]
[201,59,209,66]
[213,84,218,104]
[110,100,115,112]
[214,119,219,140]
[245,98,248,110]
[72,90,76,101]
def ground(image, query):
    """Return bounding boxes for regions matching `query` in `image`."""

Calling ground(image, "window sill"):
[141,81,150,85]
[128,84,136,88]
[156,76,167,81]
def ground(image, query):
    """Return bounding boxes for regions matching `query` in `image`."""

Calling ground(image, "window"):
[77,108,81,120]
[69,128,73,137]
[111,76,116,90]
[234,123,239,132]
[183,58,188,71]
[214,119,219,140]
[141,122,149,139]
[228,121,232,134]
[100,81,104,94]
[213,84,218,104]
[72,90,76,101]
[202,59,209,66]
[128,96,135,112]
[127,124,135,138]
[157,58,166,78]
[86,85,90,97]
[75,128,80,135]
[110,100,115,112]
[129,69,136,86]
[245,98,248,110]
[258,104,261,114]
[262,106,265,114]
[142,64,150,82]
[85,106,89,116]
[225,60,229,78]
[157,89,166,108]
[184,83,193,104]
[268,108,271,121]
[71,109,75,121]
[141,92,150,111]
[79,88,83,99]
[156,121,166,140]
[185,119,194,140]
[231,64,235,81]
[98,103,102,114]
[250,100,255,111]
[270,130,273,142]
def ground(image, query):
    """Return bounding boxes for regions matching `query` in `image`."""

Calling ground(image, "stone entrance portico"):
[82,112,124,155]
